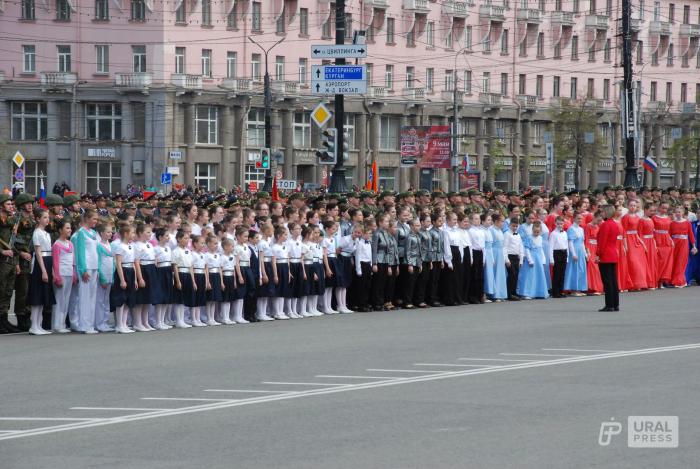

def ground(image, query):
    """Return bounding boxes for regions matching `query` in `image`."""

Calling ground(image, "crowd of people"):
[1,183,698,335]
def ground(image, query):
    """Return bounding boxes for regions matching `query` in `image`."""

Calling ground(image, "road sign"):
[276,179,298,190]
[311,44,368,59]
[161,173,172,185]
[166,166,180,175]
[275,169,283,180]
[312,65,367,95]
[249,182,258,194]
[12,151,25,167]
[14,168,24,181]
[311,102,332,127]
[543,131,552,143]
[671,127,682,139]
[545,143,554,168]
[169,150,183,160]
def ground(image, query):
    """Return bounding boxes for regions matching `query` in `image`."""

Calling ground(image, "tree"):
[667,124,700,190]
[639,102,673,187]
[550,98,607,190]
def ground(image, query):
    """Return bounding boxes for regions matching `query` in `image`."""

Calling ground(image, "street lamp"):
[451,47,469,191]
[248,36,286,193]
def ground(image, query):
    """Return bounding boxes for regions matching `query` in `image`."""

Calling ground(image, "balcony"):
[679,103,697,114]
[443,0,468,18]
[114,73,152,93]
[649,20,672,36]
[585,14,609,30]
[40,72,78,91]
[516,94,538,109]
[366,0,389,8]
[221,77,253,92]
[629,18,641,32]
[679,23,700,37]
[550,11,575,25]
[479,92,502,107]
[549,96,571,107]
[171,74,203,90]
[647,101,669,112]
[479,4,506,22]
[271,80,300,96]
[403,0,430,13]
[403,87,426,101]
[0,71,5,83]
[517,8,542,24]
[367,86,387,99]
[441,89,463,102]
[585,98,606,110]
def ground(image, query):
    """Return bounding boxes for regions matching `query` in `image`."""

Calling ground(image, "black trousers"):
[506,254,521,298]
[414,261,431,305]
[371,264,388,309]
[394,258,406,304]
[442,246,462,305]
[462,247,473,303]
[385,265,399,305]
[403,265,419,306]
[552,249,568,297]
[428,261,442,304]
[354,262,372,309]
[599,263,619,309]
[468,249,484,303]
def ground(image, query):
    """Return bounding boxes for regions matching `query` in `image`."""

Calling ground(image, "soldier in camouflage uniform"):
[491,189,510,219]
[63,194,82,234]
[0,194,18,334]
[12,193,36,332]
[46,194,66,243]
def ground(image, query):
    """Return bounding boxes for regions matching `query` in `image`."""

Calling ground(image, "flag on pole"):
[365,166,372,191]
[371,160,378,192]
[271,176,280,201]
[39,177,46,208]
[643,155,658,172]
[463,154,470,174]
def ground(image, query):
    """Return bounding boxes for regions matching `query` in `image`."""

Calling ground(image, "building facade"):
[1,0,699,194]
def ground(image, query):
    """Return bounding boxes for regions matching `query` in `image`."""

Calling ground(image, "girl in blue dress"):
[517,210,536,295]
[564,212,588,295]
[482,213,495,301]
[518,221,549,299]
[537,208,552,290]
[489,213,509,301]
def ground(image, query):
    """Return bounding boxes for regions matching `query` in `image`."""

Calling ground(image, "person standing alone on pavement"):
[596,205,621,311]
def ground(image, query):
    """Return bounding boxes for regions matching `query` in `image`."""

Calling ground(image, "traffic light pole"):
[621,0,638,187]
[249,36,285,193]
[328,0,347,193]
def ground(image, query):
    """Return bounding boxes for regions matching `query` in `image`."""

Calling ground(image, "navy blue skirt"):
[222,274,237,302]
[301,263,314,296]
[135,264,159,305]
[28,256,55,307]
[312,263,325,295]
[275,263,292,297]
[110,267,136,309]
[193,273,207,307]
[336,255,353,289]
[325,257,338,288]
[155,266,174,305]
[207,272,224,302]
[179,271,196,307]
[290,262,305,298]
[241,266,256,299]
[259,261,276,297]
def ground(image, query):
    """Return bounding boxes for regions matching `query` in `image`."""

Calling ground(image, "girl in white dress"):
[73,210,100,334]
[28,209,54,335]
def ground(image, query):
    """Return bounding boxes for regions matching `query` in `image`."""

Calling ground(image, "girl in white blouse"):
[204,235,224,326]
[133,224,157,332]
[111,224,137,334]
[28,209,54,335]
[190,235,209,327]
[51,220,75,333]
[153,228,174,330]
[270,226,292,320]
[219,238,237,324]
[172,230,194,329]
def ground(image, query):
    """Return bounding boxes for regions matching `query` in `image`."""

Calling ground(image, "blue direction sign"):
[312,65,367,95]
[14,168,24,181]
[311,44,367,59]
[161,173,172,185]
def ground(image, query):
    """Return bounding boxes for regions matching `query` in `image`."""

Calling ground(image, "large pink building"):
[1,0,699,193]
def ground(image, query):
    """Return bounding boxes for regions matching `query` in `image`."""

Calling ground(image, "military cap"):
[93,193,106,201]
[157,201,169,208]
[415,189,429,197]
[337,197,348,204]
[379,190,395,198]
[14,193,35,206]
[396,192,410,200]
[506,190,518,197]
[431,191,446,199]
[651,186,661,192]
[492,189,504,197]
[106,200,117,208]
[288,192,304,201]
[591,189,602,196]
[528,189,541,196]
[123,202,136,210]
[467,189,480,197]
[640,186,651,193]
[327,193,341,200]
[346,191,360,198]
[0,194,11,204]
[446,191,458,198]
[45,194,64,207]
[603,185,613,192]
[456,191,468,197]
[63,194,80,206]
[137,202,150,209]
[360,191,374,199]
[255,191,270,199]
[614,185,624,191]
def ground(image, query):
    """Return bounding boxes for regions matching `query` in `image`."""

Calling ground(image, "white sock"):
[256,297,268,318]
[299,297,307,315]
[234,300,246,322]
[220,302,231,322]
[30,305,43,331]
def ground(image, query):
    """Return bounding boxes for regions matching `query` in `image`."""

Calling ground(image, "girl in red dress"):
[613,203,632,292]
[621,200,648,291]
[652,202,674,286]
[669,206,697,287]
[639,203,658,289]
[584,211,603,294]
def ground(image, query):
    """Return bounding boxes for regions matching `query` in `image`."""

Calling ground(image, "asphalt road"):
[1,288,699,469]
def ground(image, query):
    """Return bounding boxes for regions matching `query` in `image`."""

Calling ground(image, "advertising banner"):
[400,126,451,169]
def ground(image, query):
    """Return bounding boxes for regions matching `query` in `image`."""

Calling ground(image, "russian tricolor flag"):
[643,155,658,173]
[39,177,46,208]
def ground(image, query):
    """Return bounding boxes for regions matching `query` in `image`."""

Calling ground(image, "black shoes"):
[598,307,619,312]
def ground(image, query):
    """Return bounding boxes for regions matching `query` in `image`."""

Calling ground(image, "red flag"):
[271,176,279,201]
[143,191,156,201]
[371,160,379,193]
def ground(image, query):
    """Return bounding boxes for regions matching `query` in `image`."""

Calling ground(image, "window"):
[501,73,509,96]
[696,83,700,104]
[322,7,334,38]
[484,34,491,53]
[587,78,595,98]
[276,6,285,33]
[464,70,472,94]
[21,0,35,19]
[650,81,657,101]
[589,0,596,13]
[406,66,415,88]
[571,36,579,60]
[11,102,48,141]
[194,164,217,191]
[385,65,393,89]
[407,27,416,47]
[573,0,580,12]
[588,44,596,62]
[444,26,452,49]
[95,0,109,20]
[387,18,395,44]
[519,38,527,57]
[639,0,645,19]
[175,47,186,74]
[57,0,71,20]
[201,49,212,77]
[346,13,353,42]
[252,1,261,32]
[537,33,544,57]
[176,0,186,22]
[366,63,373,85]
[667,44,674,66]
[294,112,311,148]
[245,165,266,186]
[227,52,237,78]
[570,77,578,99]
[298,58,307,84]
[131,0,145,20]
[378,168,396,191]
[555,0,562,10]
[636,41,643,64]
[85,162,121,194]
[652,50,658,66]
[95,45,109,73]
[426,68,434,93]
[518,74,526,95]
[299,8,308,35]
[227,4,238,28]
[379,116,400,150]
[681,83,687,102]
[57,46,71,72]
[427,22,435,47]
[483,72,491,93]
[682,52,689,67]
[603,78,610,100]
[86,103,122,141]
[666,81,672,103]
[132,45,146,73]
[653,1,660,20]
[669,3,675,22]
[22,161,48,195]
[606,0,612,15]
[445,70,454,91]
[195,105,218,144]
[683,4,690,23]
[533,123,544,144]
[367,24,375,43]
[252,54,261,81]
[539,0,546,11]
[465,26,473,50]
[536,75,543,98]
[554,42,561,59]
[501,29,509,54]
[22,45,35,73]
[603,39,611,62]
[553,76,561,97]
[247,109,265,147]
[344,114,356,150]
[275,56,284,81]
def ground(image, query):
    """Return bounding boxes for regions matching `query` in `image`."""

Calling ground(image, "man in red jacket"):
[596,205,621,311]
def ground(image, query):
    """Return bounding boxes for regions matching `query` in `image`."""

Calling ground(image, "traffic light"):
[342,131,350,161]
[316,128,337,165]
[260,148,271,169]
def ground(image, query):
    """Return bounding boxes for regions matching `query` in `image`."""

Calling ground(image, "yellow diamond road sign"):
[311,103,332,128]
[12,151,25,167]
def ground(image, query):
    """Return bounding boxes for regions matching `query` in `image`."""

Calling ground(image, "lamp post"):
[451,47,469,191]
[248,36,286,193]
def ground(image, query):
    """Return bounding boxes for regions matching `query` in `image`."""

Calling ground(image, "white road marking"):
[1,342,699,442]
[203,389,292,394]
[0,417,99,421]
[413,363,493,368]
[366,369,445,373]
[140,398,232,402]
[0,431,21,433]
[458,358,534,362]
[261,382,351,387]
[499,353,580,357]
[315,375,403,380]
[541,348,624,353]
[70,407,169,412]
